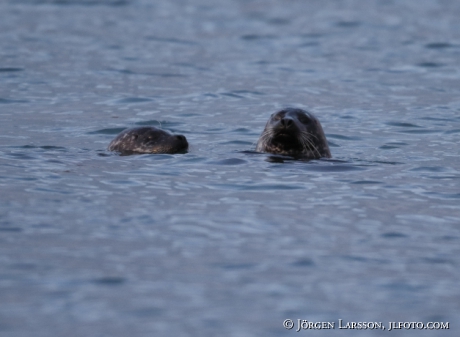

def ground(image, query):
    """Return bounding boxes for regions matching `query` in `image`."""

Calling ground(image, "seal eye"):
[298,115,310,124]
[273,114,282,121]
[133,134,138,139]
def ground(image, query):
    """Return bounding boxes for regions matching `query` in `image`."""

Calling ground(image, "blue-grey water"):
[1,0,460,336]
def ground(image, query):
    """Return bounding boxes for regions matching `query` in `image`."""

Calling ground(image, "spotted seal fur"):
[108,127,188,154]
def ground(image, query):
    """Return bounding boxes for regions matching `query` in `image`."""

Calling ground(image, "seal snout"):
[175,134,189,150]
[275,117,298,136]
[280,117,294,129]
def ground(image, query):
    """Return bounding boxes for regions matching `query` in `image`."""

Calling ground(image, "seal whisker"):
[304,136,321,158]
[300,130,319,141]
[299,131,321,158]
[300,134,315,156]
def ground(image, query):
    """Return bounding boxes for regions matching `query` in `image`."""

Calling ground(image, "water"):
[1,0,459,336]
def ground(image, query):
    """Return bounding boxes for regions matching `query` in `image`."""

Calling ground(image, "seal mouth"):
[273,131,296,140]
[270,130,304,151]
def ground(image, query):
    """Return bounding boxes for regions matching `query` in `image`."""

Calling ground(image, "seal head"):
[108,126,188,154]
[256,108,331,159]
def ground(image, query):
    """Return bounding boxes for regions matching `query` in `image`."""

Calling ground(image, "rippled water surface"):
[1,0,460,336]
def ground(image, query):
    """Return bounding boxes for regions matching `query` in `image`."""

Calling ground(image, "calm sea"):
[1,0,459,336]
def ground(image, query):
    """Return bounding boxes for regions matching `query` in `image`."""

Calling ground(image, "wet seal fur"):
[108,126,188,154]
[256,108,331,159]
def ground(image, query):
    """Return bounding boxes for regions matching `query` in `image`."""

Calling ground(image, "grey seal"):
[108,126,188,154]
[256,108,331,159]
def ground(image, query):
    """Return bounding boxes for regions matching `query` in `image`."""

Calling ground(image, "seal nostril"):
[281,118,293,127]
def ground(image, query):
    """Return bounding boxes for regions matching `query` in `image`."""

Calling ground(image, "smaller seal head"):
[108,126,188,154]
[256,108,331,159]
